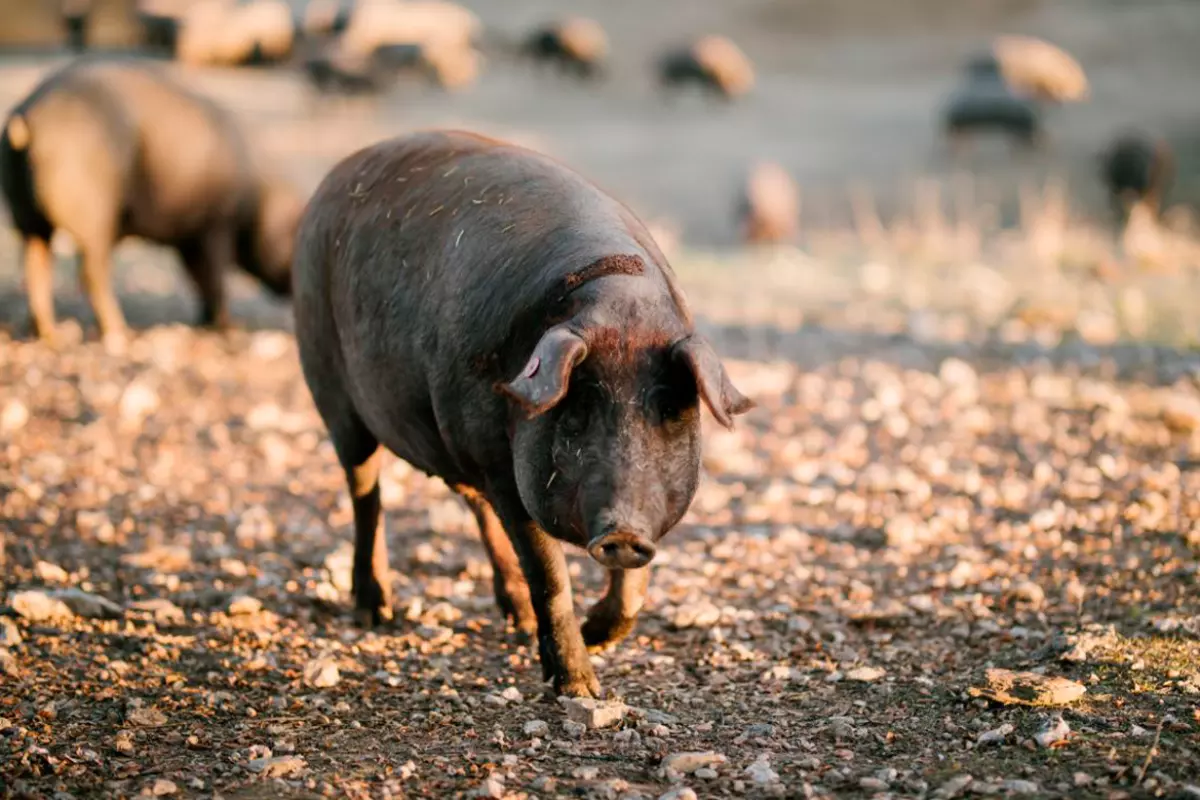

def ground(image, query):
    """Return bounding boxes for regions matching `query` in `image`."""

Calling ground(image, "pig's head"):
[236,178,304,297]
[500,323,753,569]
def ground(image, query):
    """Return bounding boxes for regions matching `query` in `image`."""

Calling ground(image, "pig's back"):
[21,59,253,239]
[306,130,663,341]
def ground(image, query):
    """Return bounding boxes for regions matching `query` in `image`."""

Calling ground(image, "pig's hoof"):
[352,585,394,629]
[353,604,393,629]
[556,671,602,699]
[581,613,637,654]
[494,576,536,631]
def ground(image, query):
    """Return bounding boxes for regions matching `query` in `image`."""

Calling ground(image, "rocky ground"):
[2,247,1200,800]
[2,1,1200,792]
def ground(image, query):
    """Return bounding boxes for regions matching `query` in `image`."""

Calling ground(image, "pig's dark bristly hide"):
[293,129,752,697]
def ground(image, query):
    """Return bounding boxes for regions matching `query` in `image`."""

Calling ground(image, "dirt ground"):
[3,1,1200,799]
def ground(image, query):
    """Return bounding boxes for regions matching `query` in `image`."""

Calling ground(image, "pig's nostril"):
[589,532,657,568]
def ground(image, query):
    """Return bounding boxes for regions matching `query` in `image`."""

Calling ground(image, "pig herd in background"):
[741,35,1177,247]
[5,1,1175,250]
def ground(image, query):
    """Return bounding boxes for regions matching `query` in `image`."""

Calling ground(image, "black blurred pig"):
[1100,132,1174,222]
[292,130,754,697]
[0,57,303,350]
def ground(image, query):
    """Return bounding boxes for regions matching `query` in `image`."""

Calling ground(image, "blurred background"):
[1,0,1200,343]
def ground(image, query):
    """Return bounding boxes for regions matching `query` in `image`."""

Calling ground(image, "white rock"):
[129,598,185,625]
[1162,393,1200,433]
[938,358,978,389]
[227,595,262,616]
[119,381,160,423]
[127,706,168,727]
[10,590,74,622]
[562,720,587,738]
[661,751,726,780]
[246,755,306,778]
[34,561,69,584]
[1034,715,1070,748]
[671,601,721,629]
[473,775,505,798]
[1000,779,1039,795]
[0,399,29,434]
[694,768,718,780]
[859,776,889,791]
[150,778,177,796]
[303,657,340,689]
[845,666,886,683]
[760,664,804,683]
[499,686,522,703]
[522,719,548,736]
[323,542,354,594]
[657,788,697,800]
[572,766,599,780]
[743,756,778,785]
[976,722,1014,746]
[559,696,628,729]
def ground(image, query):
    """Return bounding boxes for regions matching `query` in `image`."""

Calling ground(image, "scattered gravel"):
[2,243,1198,796]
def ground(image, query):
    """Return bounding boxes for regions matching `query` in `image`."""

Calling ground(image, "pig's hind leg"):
[344,440,394,628]
[456,487,537,637]
[77,242,129,354]
[22,235,58,344]
[581,566,650,653]
[311,390,395,627]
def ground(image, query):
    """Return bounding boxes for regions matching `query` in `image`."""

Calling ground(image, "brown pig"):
[0,57,303,350]
[174,0,295,67]
[738,161,799,245]
[292,131,754,697]
[521,17,608,79]
[658,35,754,100]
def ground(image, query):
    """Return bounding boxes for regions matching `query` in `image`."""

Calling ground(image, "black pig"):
[1100,132,1174,222]
[0,57,303,350]
[293,131,753,697]
[942,77,1042,150]
[521,18,608,80]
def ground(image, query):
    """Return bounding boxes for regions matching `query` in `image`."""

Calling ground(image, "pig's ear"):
[499,326,589,416]
[674,335,755,429]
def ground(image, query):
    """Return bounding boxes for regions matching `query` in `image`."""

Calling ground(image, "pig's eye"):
[648,384,695,425]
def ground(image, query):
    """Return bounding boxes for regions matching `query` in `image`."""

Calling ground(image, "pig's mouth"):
[586,529,657,570]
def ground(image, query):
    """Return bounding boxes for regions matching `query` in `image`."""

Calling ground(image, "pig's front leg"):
[491,494,600,698]
[456,485,537,637]
[581,566,650,653]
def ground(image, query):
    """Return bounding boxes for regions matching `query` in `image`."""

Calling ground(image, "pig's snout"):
[588,530,657,569]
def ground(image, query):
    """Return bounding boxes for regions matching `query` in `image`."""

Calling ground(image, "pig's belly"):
[345,367,471,488]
